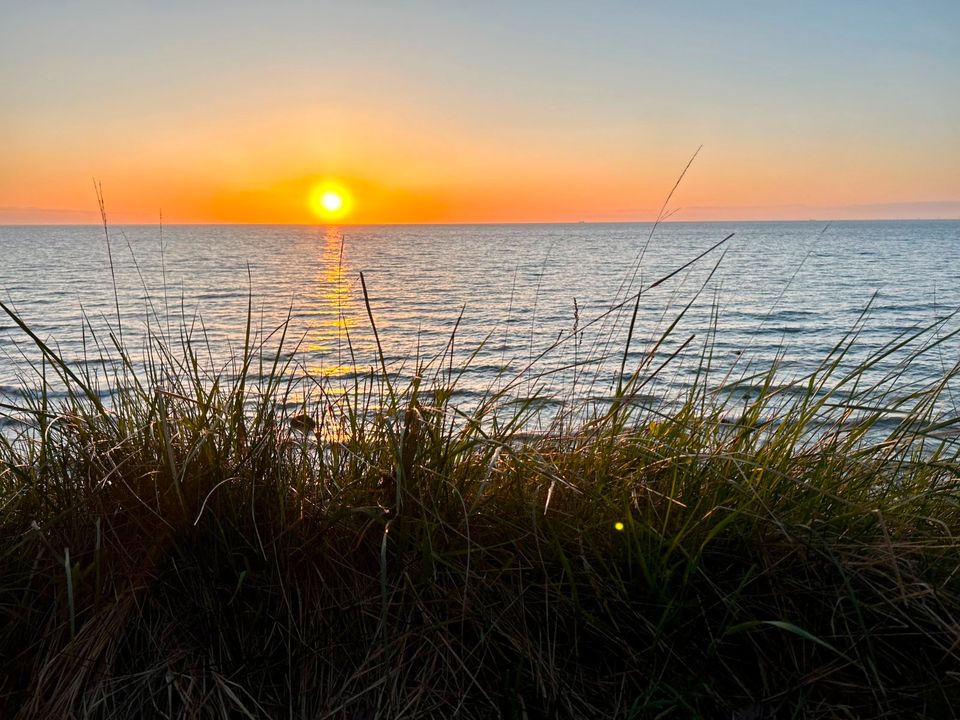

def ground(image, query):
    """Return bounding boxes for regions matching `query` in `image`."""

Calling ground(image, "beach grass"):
[2,236,960,718]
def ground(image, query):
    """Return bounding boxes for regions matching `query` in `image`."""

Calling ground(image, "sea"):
[2,221,959,430]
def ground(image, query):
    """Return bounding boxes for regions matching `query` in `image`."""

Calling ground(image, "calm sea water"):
[2,221,959,423]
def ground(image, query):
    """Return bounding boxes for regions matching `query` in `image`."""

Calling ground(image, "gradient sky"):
[2,1,958,224]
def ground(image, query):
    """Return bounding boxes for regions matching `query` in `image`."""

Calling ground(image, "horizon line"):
[5,200,960,227]
[2,216,960,228]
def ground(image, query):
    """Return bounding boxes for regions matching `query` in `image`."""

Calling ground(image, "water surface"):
[2,221,958,422]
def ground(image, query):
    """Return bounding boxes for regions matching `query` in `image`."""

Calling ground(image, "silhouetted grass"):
[1,227,960,719]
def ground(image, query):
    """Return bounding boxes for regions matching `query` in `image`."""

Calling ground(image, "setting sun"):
[309,183,353,222]
[321,192,342,213]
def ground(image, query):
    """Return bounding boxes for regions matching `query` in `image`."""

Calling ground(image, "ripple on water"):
[0,222,958,418]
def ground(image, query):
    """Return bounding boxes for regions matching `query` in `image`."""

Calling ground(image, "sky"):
[1,1,958,224]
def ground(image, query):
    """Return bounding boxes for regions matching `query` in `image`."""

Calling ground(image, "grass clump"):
[2,248,960,719]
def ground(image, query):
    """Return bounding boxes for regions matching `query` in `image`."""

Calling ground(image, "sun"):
[320,191,342,213]
[309,182,353,221]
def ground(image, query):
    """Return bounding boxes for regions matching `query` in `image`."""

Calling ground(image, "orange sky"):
[2,3,958,224]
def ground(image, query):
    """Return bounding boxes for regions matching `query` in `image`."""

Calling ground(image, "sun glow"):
[321,191,342,213]
[309,182,353,221]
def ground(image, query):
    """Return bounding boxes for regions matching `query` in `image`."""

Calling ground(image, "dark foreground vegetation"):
[2,264,960,718]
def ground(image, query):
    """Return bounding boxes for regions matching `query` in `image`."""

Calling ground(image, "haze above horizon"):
[2,1,958,225]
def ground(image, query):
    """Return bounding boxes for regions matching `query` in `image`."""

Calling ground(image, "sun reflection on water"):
[301,227,361,378]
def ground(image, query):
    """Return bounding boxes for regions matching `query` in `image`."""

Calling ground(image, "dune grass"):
[2,232,960,719]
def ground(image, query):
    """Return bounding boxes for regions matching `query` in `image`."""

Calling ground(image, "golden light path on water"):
[302,227,358,380]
